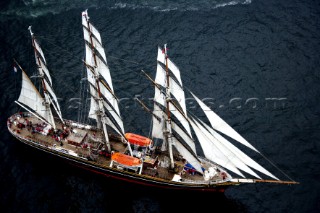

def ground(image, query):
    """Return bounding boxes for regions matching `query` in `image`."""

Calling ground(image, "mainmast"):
[83,11,111,152]
[164,44,175,169]
[28,26,57,130]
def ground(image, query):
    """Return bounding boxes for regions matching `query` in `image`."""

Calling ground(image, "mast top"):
[164,44,168,58]
[82,9,89,20]
[28,26,33,36]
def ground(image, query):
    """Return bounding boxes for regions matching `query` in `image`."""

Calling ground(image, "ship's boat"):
[125,133,152,147]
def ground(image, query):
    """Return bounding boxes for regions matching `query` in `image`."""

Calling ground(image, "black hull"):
[8,127,234,193]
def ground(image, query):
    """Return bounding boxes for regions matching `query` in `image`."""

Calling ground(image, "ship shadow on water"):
[7,137,245,213]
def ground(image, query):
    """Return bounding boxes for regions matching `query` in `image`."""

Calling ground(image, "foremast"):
[19,26,64,130]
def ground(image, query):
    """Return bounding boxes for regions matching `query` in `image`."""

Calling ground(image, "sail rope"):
[77,66,86,123]
[37,35,146,66]
[184,88,296,182]
[34,35,150,129]
[256,152,296,182]
[33,36,296,181]
[37,35,150,88]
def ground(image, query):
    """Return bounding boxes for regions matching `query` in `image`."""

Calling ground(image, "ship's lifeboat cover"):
[111,152,142,167]
[125,133,152,147]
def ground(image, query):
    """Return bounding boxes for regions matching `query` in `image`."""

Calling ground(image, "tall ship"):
[7,10,297,192]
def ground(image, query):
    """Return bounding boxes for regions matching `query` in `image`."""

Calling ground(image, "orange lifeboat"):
[125,133,152,147]
[111,152,142,167]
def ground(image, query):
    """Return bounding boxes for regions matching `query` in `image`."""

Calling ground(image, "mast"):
[83,11,111,152]
[28,26,56,130]
[164,44,175,169]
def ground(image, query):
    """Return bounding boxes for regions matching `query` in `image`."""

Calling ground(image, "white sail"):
[152,104,164,140]
[37,56,52,86]
[84,32,118,115]
[85,43,111,89]
[85,43,95,68]
[199,119,279,180]
[96,53,113,91]
[88,96,98,120]
[168,102,192,137]
[83,17,114,92]
[192,117,262,179]
[87,65,124,133]
[98,81,120,115]
[18,71,54,126]
[83,11,124,140]
[157,47,182,85]
[82,11,102,44]
[28,28,63,126]
[87,68,99,120]
[33,39,46,64]
[172,137,203,174]
[171,120,196,154]
[154,62,166,87]
[191,92,259,152]
[189,117,245,177]
[156,64,187,115]
[152,77,166,139]
[104,116,122,135]
[102,101,124,134]
[83,26,107,63]
[169,76,187,114]
[43,79,62,120]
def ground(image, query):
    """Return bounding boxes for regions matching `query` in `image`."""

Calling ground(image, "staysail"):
[197,118,278,180]
[186,92,278,179]
[17,70,54,126]
[190,92,259,152]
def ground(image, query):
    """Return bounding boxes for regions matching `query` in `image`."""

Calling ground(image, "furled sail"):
[17,70,54,126]
[82,10,124,135]
[190,92,259,152]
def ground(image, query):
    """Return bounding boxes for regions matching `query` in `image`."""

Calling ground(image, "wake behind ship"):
[7,9,297,192]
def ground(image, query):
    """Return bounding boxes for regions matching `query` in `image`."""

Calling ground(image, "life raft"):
[125,133,152,147]
[111,152,142,167]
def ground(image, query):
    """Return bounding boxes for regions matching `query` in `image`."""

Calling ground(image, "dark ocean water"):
[0,0,320,212]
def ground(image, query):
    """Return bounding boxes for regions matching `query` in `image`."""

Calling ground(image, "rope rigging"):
[27,35,296,183]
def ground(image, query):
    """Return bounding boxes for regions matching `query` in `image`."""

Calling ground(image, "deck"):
[7,112,228,184]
